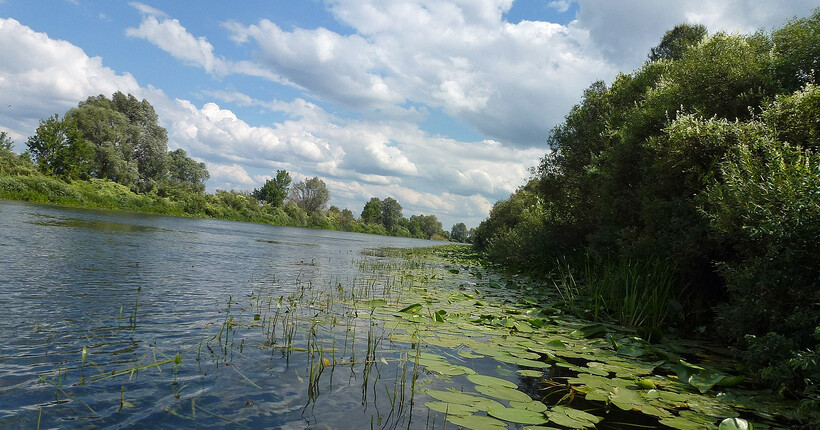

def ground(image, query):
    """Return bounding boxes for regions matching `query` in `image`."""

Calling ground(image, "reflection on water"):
[0,200,438,429]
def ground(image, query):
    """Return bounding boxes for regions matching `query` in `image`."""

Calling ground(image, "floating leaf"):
[365,299,388,308]
[488,407,548,424]
[424,401,476,416]
[398,303,423,314]
[447,414,507,430]
[467,374,518,389]
[570,324,607,339]
[545,406,602,429]
[517,370,543,378]
[510,401,548,413]
[475,385,533,403]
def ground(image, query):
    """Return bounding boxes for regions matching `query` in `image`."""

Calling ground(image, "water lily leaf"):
[517,370,543,378]
[398,303,423,314]
[570,324,607,339]
[716,375,744,387]
[434,310,447,322]
[545,406,602,429]
[488,407,548,424]
[458,349,484,359]
[448,269,460,274]
[688,370,726,393]
[467,374,518,389]
[475,385,533,403]
[513,320,534,333]
[719,418,752,430]
[424,401,476,416]
[660,416,716,430]
[546,339,567,350]
[510,401,548,413]
[446,414,507,430]
[365,298,388,308]
[425,389,483,405]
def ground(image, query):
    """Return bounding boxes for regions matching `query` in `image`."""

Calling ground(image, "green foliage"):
[380,197,402,233]
[474,13,820,407]
[361,197,382,224]
[450,222,468,243]
[290,176,329,215]
[648,23,707,61]
[26,114,94,179]
[252,170,290,206]
[705,134,820,345]
[164,148,209,195]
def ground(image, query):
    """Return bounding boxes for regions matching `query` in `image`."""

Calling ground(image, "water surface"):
[0,200,437,429]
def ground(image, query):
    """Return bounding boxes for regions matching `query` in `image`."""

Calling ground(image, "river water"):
[0,200,439,429]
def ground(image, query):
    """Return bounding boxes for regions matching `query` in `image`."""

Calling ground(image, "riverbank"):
[0,172,448,239]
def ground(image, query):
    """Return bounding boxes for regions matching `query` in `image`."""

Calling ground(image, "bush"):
[706,136,820,346]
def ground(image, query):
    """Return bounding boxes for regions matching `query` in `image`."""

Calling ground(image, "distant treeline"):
[473,11,819,411]
[0,93,469,241]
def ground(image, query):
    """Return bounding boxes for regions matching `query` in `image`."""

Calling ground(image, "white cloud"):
[572,0,819,69]
[126,14,228,75]
[0,18,142,145]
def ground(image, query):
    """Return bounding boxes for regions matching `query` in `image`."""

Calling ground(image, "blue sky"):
[0,1,815,228]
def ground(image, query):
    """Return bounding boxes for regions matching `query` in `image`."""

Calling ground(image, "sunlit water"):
[0,200,442,429]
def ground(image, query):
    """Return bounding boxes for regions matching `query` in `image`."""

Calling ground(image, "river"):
[0,200,437,429]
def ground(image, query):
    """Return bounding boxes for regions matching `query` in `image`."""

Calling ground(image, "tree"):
[451,223,468,242]
[290,176,330,215]
[381,197,403,233]
[416,214,442,239]
[166,148,209,194]
[26,114,93,178]
[68,99,138,186]
[253,170,291,206]
[648,23,707,61]
[361,197,382,224]
[0,131,13,152]
[111,92,169,191]
[339,208,356,230]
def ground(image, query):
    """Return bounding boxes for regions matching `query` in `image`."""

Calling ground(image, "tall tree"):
[0,131,13,152]
[253,170,291,206]
[290,176,330,215]
[68,99,138,186]
[380,197,402,233]
[451,223,468,242]
[111,92,168,191]
[166,148,209,193]
[26,114,93,178]
[648,23,707,61]
[361,197,382,224]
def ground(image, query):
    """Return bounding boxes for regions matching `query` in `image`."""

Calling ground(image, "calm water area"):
[0,200,441,429]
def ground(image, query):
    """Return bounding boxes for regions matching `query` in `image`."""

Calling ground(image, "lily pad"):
[475,385,533,403]
[488,407,549,425]
[424,401,476,416]
[467,374,518,389]
[545,406,602,429]
[447,414,507,430]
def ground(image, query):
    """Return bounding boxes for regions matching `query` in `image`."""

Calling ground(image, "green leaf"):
[545,406,602,429]
[488,407,549,424]
[475,385,533,403]
[467,374,518,389]
[447,414,507,430]
[398,303,423,313]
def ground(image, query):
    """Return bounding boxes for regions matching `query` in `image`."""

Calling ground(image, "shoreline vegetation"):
[473,11,820,424]
[0,93,464,241]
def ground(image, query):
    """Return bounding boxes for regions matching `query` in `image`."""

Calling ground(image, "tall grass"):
[552,258,677,328]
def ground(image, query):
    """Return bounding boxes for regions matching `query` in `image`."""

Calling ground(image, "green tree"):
[380,197,403,233]
[771,8,820,91]
[253,170,291,206]
[361,197,382,224]
[290,176,330,215]
[26,114,93,178]
[0,131,12,152]
[339,208,356,230]
[111,92,168,191]
[451,223,468,242]
[166,148,209,194]
[68,99,138,186]
[648,23,707,61]
[418,214,442,239]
